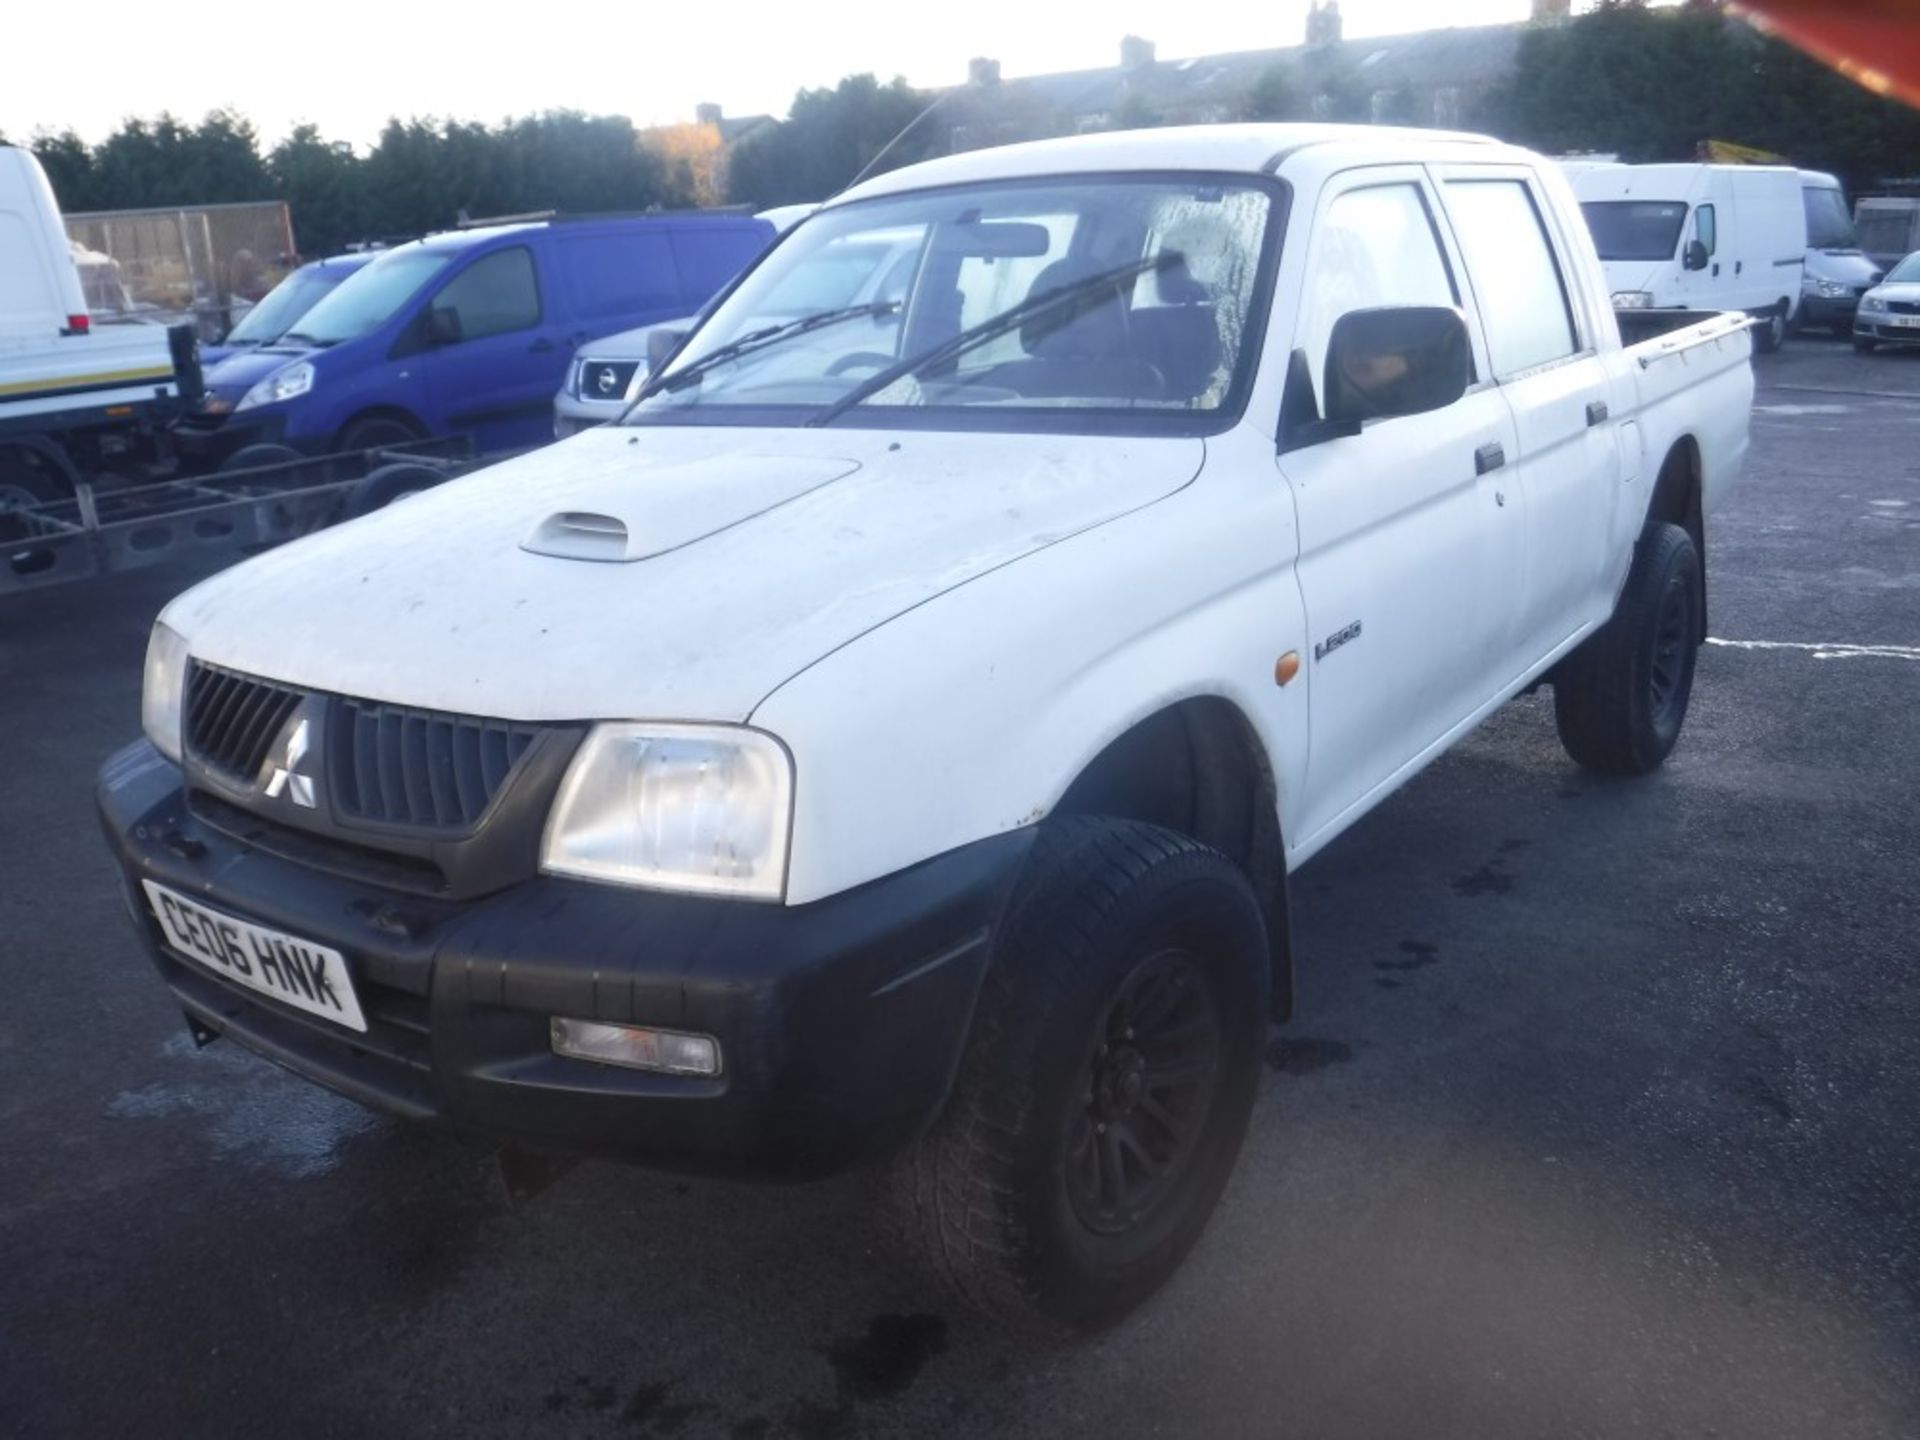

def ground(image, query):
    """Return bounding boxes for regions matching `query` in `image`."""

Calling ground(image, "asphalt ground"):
[3,335,1917,1439]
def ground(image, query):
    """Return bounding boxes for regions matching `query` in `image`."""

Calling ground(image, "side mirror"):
[427,306,463,346]
[1683,239,1710,272]
[1323,306,1472,427]
[646,327,688,372]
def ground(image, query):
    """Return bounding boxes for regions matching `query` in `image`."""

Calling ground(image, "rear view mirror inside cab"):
[1281,305,1472,453]
[929,221,1053,258]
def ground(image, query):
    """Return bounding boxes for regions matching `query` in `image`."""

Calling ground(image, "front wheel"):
[888,817,1269,1332]
[1853,335,1877,354]
[1752,303,1788,354]
[1553,522,1701,775]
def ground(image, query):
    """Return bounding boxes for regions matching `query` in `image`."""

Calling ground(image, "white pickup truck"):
[99,125,1751,1330]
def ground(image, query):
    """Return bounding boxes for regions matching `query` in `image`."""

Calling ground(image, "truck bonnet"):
[159,425,1205,724]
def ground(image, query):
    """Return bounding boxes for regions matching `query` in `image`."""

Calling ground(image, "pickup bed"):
[97,124,1751,1331]
[0,316,202,504]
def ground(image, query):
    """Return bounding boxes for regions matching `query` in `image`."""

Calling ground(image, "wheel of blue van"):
[1753,303,1788,354]
[887,816,1269,1333]
[1553,521,1701,776]
[344,462,442,519]
[336,413,423,456]
[219,442,304,474]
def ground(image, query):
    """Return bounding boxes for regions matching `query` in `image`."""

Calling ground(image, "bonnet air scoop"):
[523,511,638,562]
[518,453,862,564]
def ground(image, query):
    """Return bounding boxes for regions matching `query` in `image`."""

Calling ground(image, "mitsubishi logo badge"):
[264,716,317,808]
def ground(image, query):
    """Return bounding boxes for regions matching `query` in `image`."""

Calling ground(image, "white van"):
[0,145,91,341]
[1570,163,1806,352]
[1798,170,1882,335]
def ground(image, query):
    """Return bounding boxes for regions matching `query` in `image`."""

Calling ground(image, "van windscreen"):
[1802,186,1859,249]
[1579,200,1688,262]
[283,249,453,346]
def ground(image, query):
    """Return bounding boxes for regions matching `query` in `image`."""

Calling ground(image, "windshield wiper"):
[632,301,901,404]
[277,332,335,349]
[808,253,1173,427]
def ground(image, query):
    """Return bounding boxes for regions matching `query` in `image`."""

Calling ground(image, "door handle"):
[1735,260,1743,275]
[1586,399,1609,427]
[1711,262,1720,277]
[1474,441,1506,476]
[529,338,557,353]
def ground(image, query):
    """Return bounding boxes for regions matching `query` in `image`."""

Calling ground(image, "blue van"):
[200,252,376,368]
[176,213,773,465]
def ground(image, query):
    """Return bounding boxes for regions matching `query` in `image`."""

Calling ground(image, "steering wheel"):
[825,352,897,377]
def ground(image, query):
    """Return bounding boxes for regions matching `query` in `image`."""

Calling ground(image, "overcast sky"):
[3,0,1551,149]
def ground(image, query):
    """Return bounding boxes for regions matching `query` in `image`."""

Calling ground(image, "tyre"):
[344,461,442,519]
[1853,335,1877,354]
[0,452,66,512]
[1751,303,1787,354]
[336,413,423,454]
[889,816,1269,1332]
[219,442,304,474]
[1553,521,1702,776]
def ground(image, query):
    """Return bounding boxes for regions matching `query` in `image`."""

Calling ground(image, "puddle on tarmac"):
[107,1032,380,1178]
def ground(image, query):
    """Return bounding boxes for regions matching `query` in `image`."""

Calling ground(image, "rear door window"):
[1441,179,1580,378]
[557,231,679,321]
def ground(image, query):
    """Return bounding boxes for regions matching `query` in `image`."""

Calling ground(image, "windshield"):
[224,265,352,345]
[284,249,453,345]
[1803,185,1859,249]
[1580,200,1689,262]
[1888,252,1920,283]
[625,176,1281,433]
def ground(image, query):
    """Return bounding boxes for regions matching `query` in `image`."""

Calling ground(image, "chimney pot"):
[1120,35,1156,71]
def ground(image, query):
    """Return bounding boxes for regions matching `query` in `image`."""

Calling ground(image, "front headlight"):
[235,360,315,412]
[1807,277,1851,298]
[1861,292,1887,313]
[141,621,189,763]
[541,724,793,900]
[1611,290,1653,310]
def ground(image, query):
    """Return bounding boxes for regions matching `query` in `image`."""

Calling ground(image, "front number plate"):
[142,880,368,1032]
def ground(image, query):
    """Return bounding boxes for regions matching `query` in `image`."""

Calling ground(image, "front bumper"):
[170,410,301,470]
[1854,315,1920,346]
[1801,292,1861,327]
[98,740,1030,1178]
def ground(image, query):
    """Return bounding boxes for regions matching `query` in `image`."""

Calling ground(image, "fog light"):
[550,1017,721,1076]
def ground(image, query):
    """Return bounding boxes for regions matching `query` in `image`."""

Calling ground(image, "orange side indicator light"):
[1274,651,1301,686]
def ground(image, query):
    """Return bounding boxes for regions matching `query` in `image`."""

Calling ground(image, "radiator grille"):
[327,698,540,831]
[185,661,303,783]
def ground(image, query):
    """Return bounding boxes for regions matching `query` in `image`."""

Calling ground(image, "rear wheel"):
[888,817,1269,1332]
[1553,522,1701,776]
[0,453,66,512]
[1752,303,1788,354]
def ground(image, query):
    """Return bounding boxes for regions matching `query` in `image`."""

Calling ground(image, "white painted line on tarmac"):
[1707,637,1920,662]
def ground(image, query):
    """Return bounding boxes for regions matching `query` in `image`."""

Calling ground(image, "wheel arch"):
[0,435,84,491]
[1646,435,1707,640]
[1050,695,1294,1021]
[334,405,427,451]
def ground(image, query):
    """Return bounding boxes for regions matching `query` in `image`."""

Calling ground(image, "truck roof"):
[833,123,1518,205]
